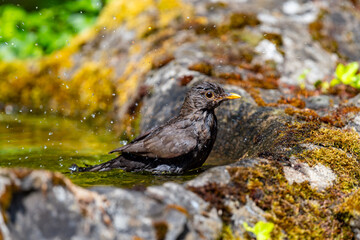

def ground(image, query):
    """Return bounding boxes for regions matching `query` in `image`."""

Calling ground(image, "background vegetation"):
[0,0,106,60]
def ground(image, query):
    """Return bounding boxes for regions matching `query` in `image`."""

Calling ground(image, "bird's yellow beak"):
[224,92,241,100]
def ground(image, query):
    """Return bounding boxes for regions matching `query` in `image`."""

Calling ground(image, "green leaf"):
[341,62,359,84]
[330,78,341,87]
[335,63,345,79]
[243,222,254,232]
[298,69,310,81]
[321,81,330,92]
[243,221,274,240]
[353,74,360,89]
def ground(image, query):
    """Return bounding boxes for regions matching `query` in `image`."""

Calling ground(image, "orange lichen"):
[277,97,306,109]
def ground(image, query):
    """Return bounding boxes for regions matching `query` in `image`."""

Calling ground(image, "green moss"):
[190,120,360,239]
[217,224,240,240]
[228,163,353,239]
[300,147,360,191]
[229,13,260,29]
[307,128,360,154]
[237,29,263,47]
[338,189,360,217]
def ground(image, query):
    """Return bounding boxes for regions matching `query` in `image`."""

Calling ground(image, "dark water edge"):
[0,113,206,188]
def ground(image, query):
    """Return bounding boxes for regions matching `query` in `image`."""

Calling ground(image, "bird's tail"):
[69,155,147,172]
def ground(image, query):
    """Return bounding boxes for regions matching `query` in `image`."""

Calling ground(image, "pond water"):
[0,113,207,188]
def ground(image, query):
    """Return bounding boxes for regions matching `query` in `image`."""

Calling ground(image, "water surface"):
[0,113,201,188]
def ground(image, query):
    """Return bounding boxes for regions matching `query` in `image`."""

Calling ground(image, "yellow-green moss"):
[300,147,360,191]
[0,0,195,137]
[228,163,353,239]
[229,13,260,29]
[338,189,360,217]
[217,224,241,240]
[69,62,116,116]
[190,121,360,239]
[307,128,360,154]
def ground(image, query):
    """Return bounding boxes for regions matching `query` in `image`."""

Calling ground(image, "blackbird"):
[70,81,241,173]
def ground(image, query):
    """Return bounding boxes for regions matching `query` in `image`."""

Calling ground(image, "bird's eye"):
[205,91,214,99]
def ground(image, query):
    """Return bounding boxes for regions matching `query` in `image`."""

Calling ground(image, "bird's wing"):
[109,122,197,159]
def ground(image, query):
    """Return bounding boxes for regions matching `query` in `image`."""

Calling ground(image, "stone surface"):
[284,160,337,191]
[0,169,222,240]
[2,0,360,239]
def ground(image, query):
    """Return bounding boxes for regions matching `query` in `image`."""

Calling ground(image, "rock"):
[305,95,332,110]
[2,0,360,239]
[141,62,289,162]
[283,159,337,191]
[0,168,221,240]
[229,197,267,238]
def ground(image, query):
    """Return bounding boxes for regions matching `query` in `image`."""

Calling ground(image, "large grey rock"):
[0,169,222,240]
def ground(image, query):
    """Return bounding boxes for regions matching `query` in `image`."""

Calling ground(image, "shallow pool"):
[0,113,203,188]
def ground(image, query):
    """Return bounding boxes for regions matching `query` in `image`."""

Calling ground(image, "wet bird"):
[71,81,241,174]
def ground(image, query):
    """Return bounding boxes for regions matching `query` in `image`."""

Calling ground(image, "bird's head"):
[180,81,241,115]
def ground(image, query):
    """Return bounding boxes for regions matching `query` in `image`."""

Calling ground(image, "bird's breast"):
[196,112,217,146]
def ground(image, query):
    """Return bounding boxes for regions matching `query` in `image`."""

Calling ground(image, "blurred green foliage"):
[0,0,104,61]
[330,62,360,89]
[243,221,274,240]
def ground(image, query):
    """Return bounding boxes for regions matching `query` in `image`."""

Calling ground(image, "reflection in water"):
[0,113,204,188]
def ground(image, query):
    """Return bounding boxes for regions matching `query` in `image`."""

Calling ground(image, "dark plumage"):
[70,81,241,174]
